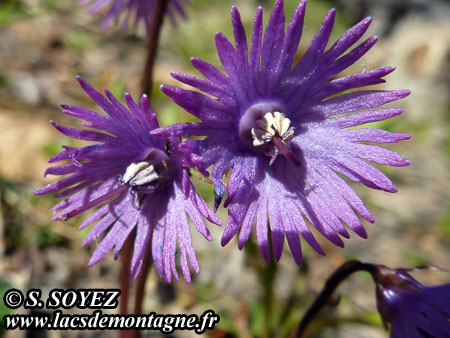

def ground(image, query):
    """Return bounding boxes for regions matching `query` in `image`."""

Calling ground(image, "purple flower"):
[153,0,410,264]
[35,77,220,283]
[374,266,450,338]
[78,0,189,33]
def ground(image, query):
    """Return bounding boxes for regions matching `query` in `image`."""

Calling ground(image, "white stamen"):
[131,191,145,210]
[251,111,294,147]
[122,162,149,184]
[121,156,174,210]
[128,165,158,186]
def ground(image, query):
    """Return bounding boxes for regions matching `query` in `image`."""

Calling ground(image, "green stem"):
[262,256,277,338]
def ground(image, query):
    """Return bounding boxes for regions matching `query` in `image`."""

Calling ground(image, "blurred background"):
[0,0,449,337]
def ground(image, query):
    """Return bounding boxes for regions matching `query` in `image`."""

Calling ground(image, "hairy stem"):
[119,234,135,338]
[131,232,154,338]
[140,0,169,95]
[294,260,376,338]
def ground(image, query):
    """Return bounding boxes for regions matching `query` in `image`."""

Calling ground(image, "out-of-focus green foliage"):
[0,0,30,27]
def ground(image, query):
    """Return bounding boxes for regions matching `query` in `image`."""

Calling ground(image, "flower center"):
[59,149,175,220]
[120,149,175,209]
[239,103,301,166]
[251,111,294,146]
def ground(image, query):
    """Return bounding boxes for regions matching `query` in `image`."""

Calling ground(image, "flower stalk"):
[121,2,170,336]
[141,0,170,95]
[119,234,135,338]
[294,260,376,337]
[129,2,170,333]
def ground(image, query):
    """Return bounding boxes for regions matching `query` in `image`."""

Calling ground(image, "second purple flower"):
[374,266,450,337]
[35,77,221,283]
